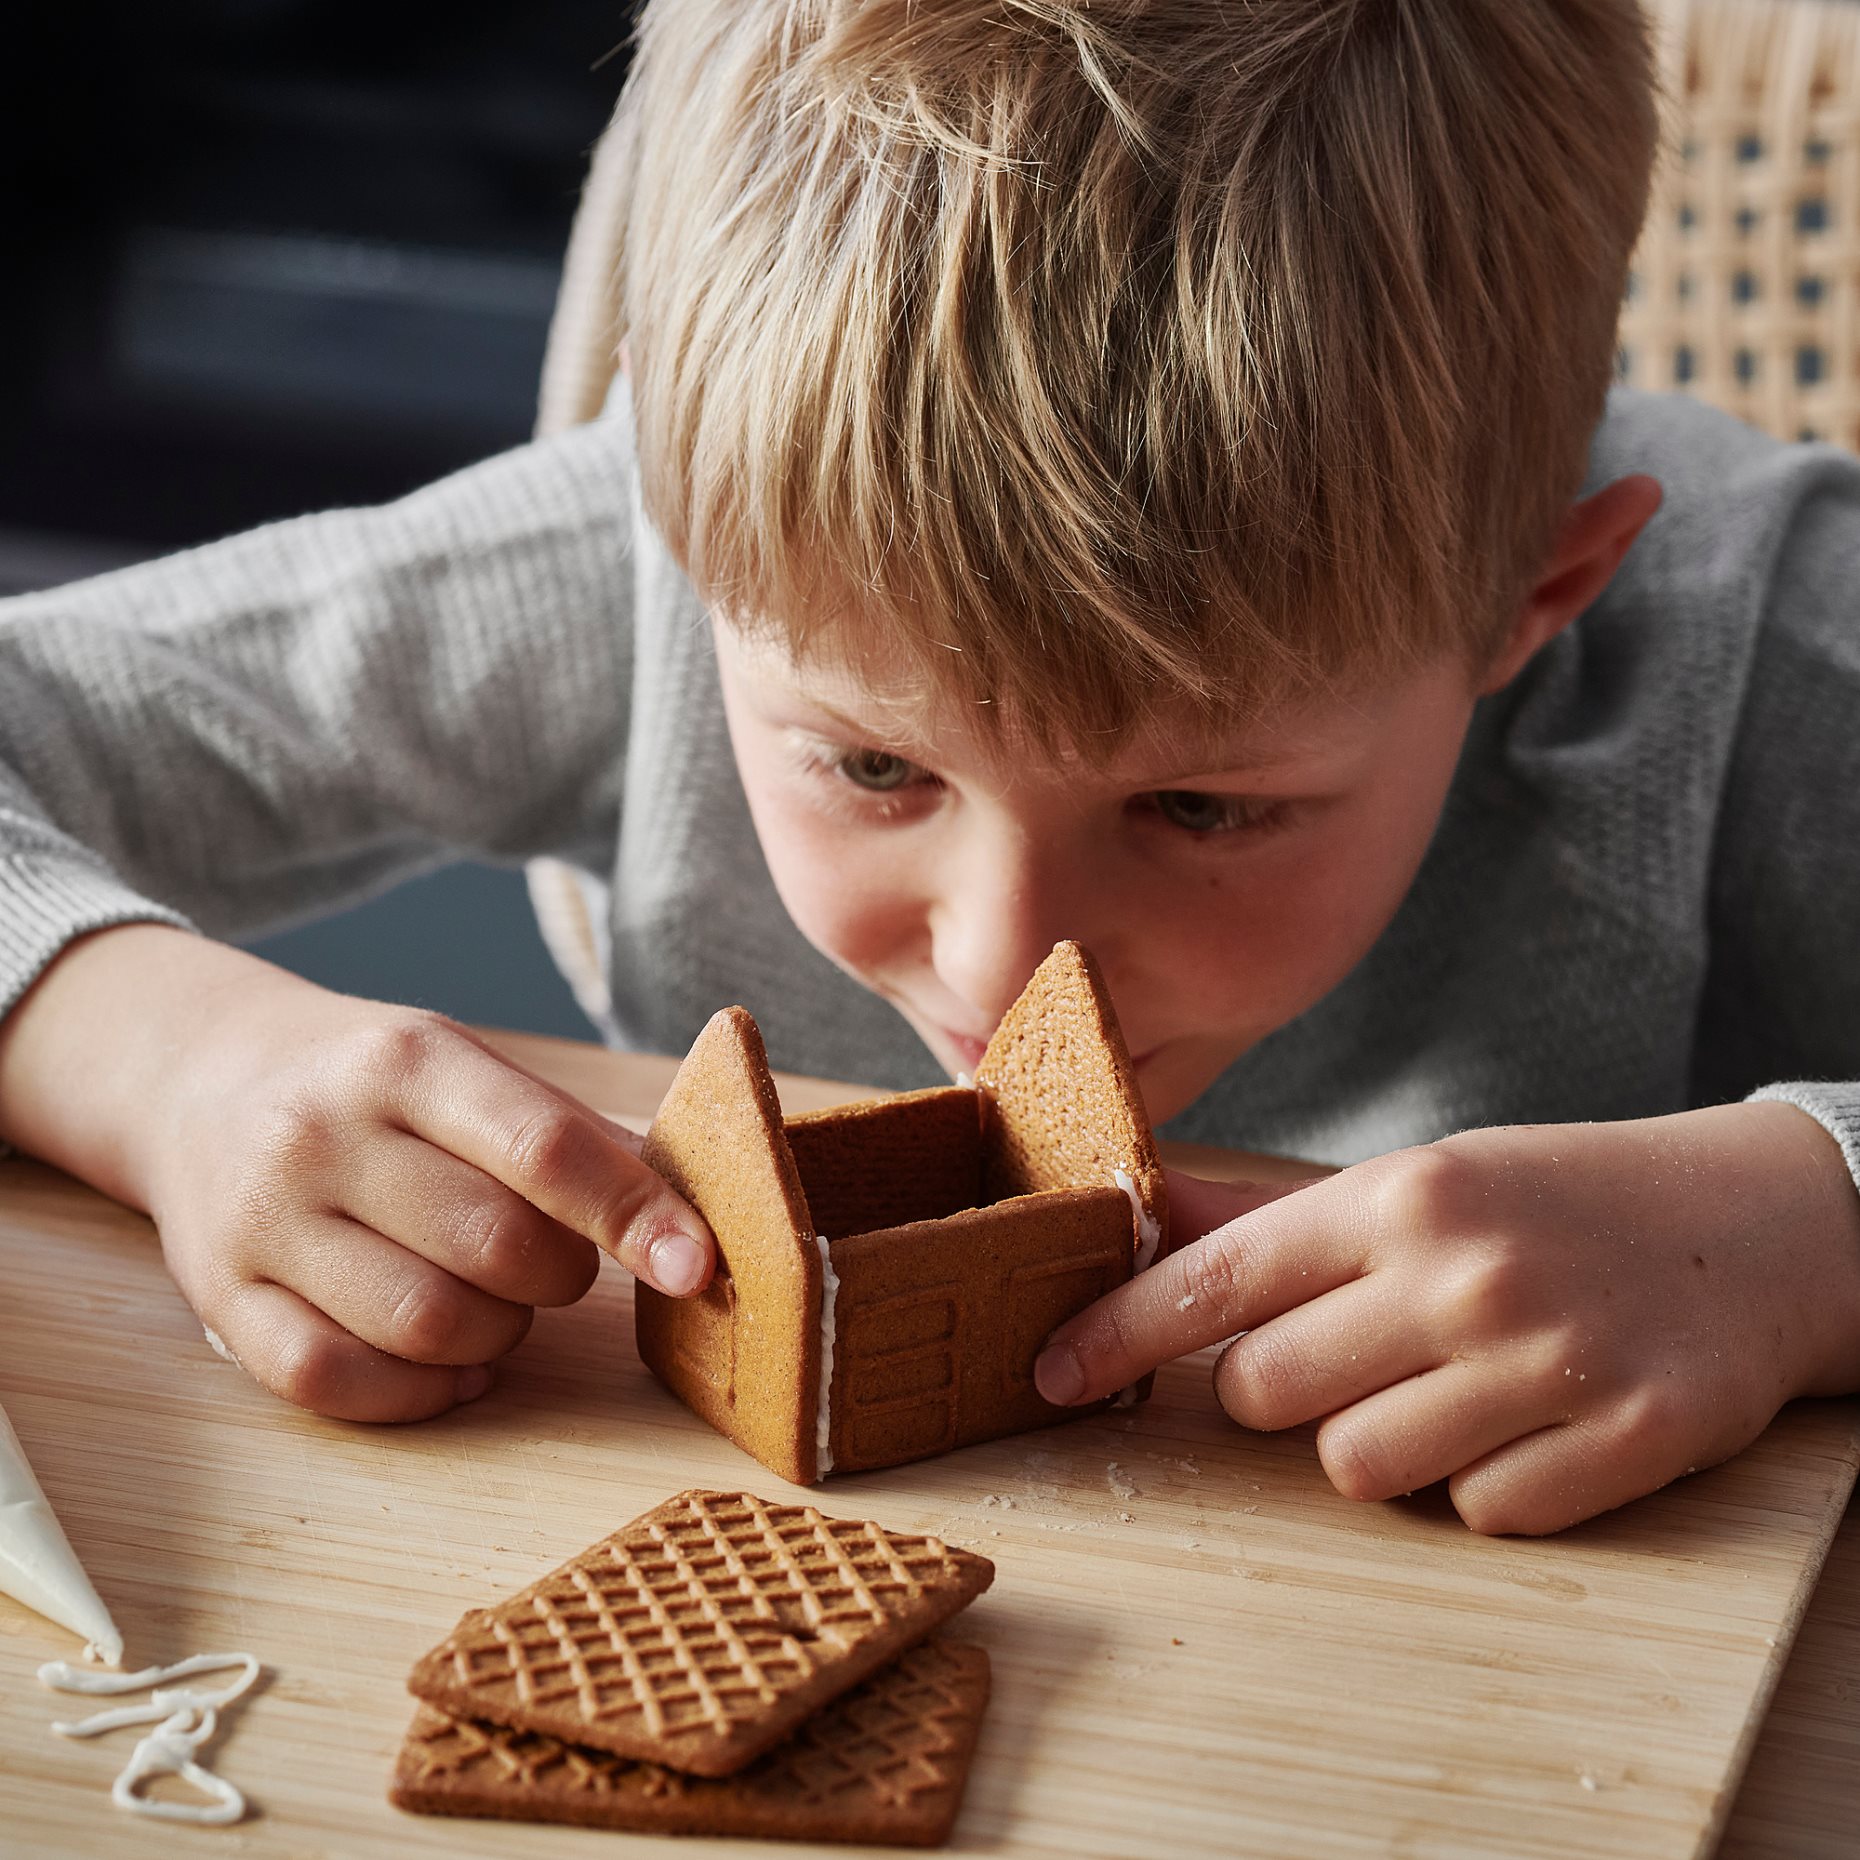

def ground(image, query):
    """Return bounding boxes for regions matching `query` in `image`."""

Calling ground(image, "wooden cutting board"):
[0,1029,1855,1859]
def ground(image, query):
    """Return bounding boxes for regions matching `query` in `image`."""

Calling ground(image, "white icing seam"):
[1112,1167,1163,1271]
[1111,1167,1163,1412]
[814,1236,839,1478]
[40,1652,261,1827]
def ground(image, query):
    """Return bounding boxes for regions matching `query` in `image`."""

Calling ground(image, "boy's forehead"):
[715,620,1383,782]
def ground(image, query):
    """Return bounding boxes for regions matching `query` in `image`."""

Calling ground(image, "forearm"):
[0,923,320,1211]
[0,419,635,958]
[1745,1098,1860,1399]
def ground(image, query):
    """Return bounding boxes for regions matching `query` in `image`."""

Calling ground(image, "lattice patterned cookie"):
[406,1490,994,1776]
[392,1639,991,1846]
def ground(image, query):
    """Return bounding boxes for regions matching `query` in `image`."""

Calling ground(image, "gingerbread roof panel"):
[974,941,1168,1268]
[638,1008,822,1484]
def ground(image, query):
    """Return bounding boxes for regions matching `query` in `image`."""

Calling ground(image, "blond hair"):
[611,0,1657,745]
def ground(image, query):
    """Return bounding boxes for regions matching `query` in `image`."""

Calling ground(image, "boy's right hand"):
[0,924,714,1422]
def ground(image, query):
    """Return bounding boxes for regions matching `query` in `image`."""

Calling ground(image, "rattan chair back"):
[1623,0,1860,448]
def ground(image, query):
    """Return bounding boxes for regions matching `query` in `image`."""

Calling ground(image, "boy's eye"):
[837,748,921,792]
[1150,789,1288,835]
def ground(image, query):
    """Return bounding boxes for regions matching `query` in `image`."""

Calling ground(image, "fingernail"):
[649,1228,709,1297]
[454,1365,493,1403]
[1035,1343,1087,1406]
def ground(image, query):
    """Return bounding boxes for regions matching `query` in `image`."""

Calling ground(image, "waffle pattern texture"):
[1,390,1858,1190]
[406,1490,993,1777]
[392,1639,990,1845]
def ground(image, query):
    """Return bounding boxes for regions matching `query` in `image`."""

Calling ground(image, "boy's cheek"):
[747,810,923,984]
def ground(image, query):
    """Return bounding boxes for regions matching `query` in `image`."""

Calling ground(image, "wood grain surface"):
[0,1028,1855,1860]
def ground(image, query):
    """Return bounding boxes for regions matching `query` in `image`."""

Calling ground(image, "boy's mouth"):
[940,1028,991,1073]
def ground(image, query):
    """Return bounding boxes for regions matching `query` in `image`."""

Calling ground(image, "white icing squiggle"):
[814,1236,840,1477]
[1112,1167,1163,1271]
[40,1651,261,1827]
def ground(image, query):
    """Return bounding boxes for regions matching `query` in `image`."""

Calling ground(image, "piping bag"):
[0,1401,123,1665]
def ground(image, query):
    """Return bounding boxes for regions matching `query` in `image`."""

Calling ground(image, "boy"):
[0,0,1856,1536]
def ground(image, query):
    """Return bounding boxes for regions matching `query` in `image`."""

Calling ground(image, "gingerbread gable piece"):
[636,942,1169,1486]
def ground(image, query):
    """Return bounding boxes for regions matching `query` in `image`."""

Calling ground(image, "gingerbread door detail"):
[824,1190,1133,1476]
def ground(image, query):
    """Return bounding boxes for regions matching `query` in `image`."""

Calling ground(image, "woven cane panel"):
[1621,0,1860,451]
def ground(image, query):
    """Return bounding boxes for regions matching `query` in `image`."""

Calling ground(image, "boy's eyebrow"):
[1116,735,1328,783]
[803,697,890,737]
[785,693,942,756]
[799,692,1318,786]
[1127,756,1296,784]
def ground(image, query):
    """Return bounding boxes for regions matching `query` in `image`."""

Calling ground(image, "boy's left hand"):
[1036,1103,1860,1534]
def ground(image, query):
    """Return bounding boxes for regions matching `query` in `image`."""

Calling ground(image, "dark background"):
[2,2,644,1039]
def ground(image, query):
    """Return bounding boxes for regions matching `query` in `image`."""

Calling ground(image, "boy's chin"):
[1133,1040,1253,1127]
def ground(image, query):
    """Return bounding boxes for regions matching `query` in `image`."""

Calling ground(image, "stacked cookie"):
[391,1489,996,1846]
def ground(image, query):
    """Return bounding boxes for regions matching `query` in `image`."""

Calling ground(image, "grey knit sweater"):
[1,389,1857,1194]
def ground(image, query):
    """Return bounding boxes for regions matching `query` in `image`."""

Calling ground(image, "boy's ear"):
[1478,474,1664,694]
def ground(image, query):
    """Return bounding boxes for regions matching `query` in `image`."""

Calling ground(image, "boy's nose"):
[927,839,1080,1032]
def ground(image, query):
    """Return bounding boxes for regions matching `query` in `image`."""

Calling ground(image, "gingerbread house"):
[635,942,1169,1485]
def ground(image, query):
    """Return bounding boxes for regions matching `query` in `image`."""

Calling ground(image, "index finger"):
[375,1017,715,1297]
[1033,1169,1359,1405]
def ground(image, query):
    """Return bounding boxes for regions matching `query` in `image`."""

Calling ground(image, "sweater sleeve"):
[0,418,639,1021]
[1692,443,1860,1186]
